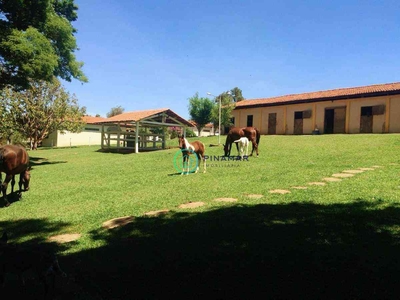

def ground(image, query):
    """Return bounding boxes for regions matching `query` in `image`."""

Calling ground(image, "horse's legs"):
[186,155,190,175]
[18,173,24,197]
[1,174,12,207]
[250,139,259,157]
[235,142,240,156]
[11,175,15,193]
[196,153,206,173]
[181,155,186,175]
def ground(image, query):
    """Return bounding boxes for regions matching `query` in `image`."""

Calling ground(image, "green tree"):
[0,94,14,143]
[0,0,87,89]
[106,106,125,118]
[230,87,244,102]
[210,91,236,134]
[188,92,214,136]
[1,78,86,149]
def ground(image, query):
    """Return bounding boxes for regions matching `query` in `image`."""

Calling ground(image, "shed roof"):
[235,82,400,109]
[83,116,107,124]
[93,108,193,127]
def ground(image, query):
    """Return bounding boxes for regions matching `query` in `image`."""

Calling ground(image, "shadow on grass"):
[3,201,400,299]
[29,157,67,168]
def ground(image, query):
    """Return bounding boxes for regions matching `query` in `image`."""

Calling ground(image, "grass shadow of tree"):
[55,200,400,299]
[0,218,74,298]
[29,157,67,168]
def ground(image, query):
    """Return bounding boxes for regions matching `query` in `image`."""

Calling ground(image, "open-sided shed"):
[94,108,192,153]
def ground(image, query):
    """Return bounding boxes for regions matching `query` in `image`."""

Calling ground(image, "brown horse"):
[0,145,31,207]
[178,135,206,175]
[223,127,260,157]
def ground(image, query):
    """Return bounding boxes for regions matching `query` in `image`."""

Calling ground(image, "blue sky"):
[64,0,400,119]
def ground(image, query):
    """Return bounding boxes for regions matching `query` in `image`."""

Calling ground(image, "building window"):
[361,106,373,116]
[85,127,100,132]
[247,115,253,127]
[230,117,235,126]
[294,111,303,119]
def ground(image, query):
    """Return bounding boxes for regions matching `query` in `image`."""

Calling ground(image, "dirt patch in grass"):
[178,202,205,209]
[245,194,264,199]
[102,216,134,229]
[144,209,170,217]
[214,197,238,202]
[371,165,383,168]
[343,170,364,174]
[48,233,81,243]
[322,177,342,182]
[332,173,354,178]
[269,189,291,194]
[291,186,308,190]
[308,182,326,186]
[359,167,375,171]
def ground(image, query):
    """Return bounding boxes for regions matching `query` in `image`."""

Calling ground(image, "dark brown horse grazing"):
[178,135,206,175]
[223,127,260,157]
[0,145,31,207]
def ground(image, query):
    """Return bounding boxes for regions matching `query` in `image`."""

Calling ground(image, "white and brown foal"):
[178,135,206,175]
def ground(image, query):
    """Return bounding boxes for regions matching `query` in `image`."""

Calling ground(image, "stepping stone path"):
[332,173,354,178]
[178,201,205,209]
[144,209,170,217]
[322,177,342,182]
[214,197,238,202]
[246,194,264,199]
[48,233,81,244]
[292,186,308,190]
[308,182,326,186]
[343,170,364,174]
[269,189,291,194]
[102,216,134,229]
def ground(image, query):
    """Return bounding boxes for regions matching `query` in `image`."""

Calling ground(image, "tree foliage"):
[188,92,214,136]
[230,87,244,102]
[1,78,86,149]
[209,89,240,133]
[106,106,125,118]
[0,0,87,89]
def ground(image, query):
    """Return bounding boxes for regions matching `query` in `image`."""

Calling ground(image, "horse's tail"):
[255,128,261,145]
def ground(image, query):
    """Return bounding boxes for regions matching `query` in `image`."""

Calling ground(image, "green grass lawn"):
[1,134,400,299]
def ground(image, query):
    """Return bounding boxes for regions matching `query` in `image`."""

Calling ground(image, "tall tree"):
[1,78,86,149]
[106,106,125,118]
[230,87,244,102]
[210,91,237,133]
[0,94,14,143]
[0,0,87,89]
[188,92,214,136]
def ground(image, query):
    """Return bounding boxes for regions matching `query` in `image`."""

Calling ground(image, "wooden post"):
[283,106,287,134]
[101,124,104,149]
[162,115,166,149]
[312,103,317,131]
[135,122,139,153]
[345,100,350,133]
[385,97,391,133]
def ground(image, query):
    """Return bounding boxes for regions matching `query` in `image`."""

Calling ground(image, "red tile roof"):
[93,108,193,127]
[83,116,107,124]
[235,82,400,109]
